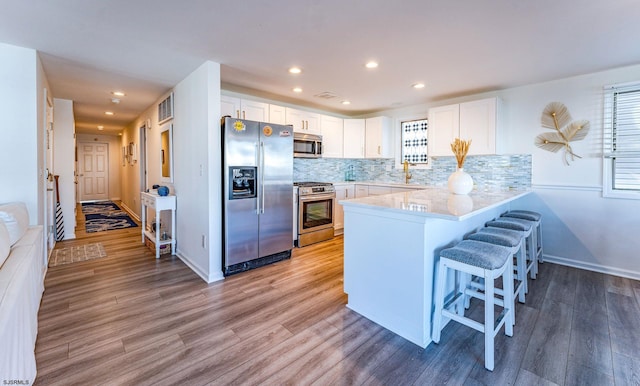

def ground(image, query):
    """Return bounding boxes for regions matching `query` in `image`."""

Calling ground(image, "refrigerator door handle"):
[260,141,266,214]
[255,142,260,215]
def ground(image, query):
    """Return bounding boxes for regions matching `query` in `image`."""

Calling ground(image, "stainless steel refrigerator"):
[222,117,293,276]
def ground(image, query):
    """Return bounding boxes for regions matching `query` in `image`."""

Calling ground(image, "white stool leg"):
[515,241,526,302]
[484,268,495,371]
[527,231,537,280]
[537,221,544,263]
[432,259,448,344]
[503,258,515,334]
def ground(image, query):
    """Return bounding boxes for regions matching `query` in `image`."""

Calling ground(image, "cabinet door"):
[459,98,497,155]
[321,115,344,158]
[285,107,305,132]
[305,112,321,135]
[343,119,366,158]
[241,100,269,122]
[221,96,241,119]
[365,116,393,158]
[428,104,460,157]
[269,104,286,125]
[333,184,354,232]
[355,185,369,198]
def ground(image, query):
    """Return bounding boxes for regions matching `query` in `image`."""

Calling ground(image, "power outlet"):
[370,165,375,172]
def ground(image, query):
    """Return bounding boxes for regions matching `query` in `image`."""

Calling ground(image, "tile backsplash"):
[294,155,531,190]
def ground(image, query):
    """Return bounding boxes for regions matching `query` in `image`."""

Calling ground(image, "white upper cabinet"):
[365,116,393,158]
[428,104,460,157]
[459,98,497,155]
[286,107,321,134]
[343,119,366,158]
[428,97,498,156]
[320,115,344,158]
[221,96,269,122]
[269,104,286,125]
[343,117,393,159]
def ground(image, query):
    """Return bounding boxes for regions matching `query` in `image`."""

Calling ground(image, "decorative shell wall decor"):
[535,102,590,165]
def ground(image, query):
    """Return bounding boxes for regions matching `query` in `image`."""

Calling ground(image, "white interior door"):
[78,142,109,201]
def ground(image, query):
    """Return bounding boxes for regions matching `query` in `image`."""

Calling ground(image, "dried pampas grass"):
[451,138,472,169]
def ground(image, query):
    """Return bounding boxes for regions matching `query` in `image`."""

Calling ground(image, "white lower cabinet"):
[334,184,354,234]
[355,185,369,198]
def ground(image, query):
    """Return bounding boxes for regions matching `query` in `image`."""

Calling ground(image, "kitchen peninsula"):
[341,187,531,348]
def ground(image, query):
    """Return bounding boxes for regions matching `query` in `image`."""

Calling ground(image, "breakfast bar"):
[340,187,531,348]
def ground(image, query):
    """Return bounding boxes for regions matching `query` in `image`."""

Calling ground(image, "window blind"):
[603,83,640,191]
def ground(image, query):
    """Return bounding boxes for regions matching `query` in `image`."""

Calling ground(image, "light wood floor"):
[35,208,640,385]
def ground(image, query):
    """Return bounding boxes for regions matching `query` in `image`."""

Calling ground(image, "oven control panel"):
[298,185,335,196]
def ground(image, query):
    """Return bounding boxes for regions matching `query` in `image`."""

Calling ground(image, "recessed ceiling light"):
[412,83,425,89]
[97,125,104,130]
[365,61,378,69]
[293,87,302,93]
[112,91,126,97]
[288,67,302,74]
[104,111,114,115]
[342,100,351,105]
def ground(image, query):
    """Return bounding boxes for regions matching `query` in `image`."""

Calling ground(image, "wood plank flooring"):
[35,209,640,385]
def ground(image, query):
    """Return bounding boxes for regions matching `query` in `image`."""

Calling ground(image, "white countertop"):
[332,180,426,188]
[340,186,531,221]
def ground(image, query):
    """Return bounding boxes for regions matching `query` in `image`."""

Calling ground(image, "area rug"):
[82,201,138,233]
[49,243,107,267]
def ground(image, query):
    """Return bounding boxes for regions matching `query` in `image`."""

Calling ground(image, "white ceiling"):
[1,0,639,135]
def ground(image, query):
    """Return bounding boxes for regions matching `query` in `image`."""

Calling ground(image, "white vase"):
[448,168,473,195]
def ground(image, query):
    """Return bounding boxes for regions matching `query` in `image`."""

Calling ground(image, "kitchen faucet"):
[403,160,412,184]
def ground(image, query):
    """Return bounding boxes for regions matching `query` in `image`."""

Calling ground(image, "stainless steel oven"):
[294,133,323,158]
[295,182,335,247]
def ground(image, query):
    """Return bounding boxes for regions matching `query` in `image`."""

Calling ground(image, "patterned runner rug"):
[49,242,107,267]
[82,201,137,233]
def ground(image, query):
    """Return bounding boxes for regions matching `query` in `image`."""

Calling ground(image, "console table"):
[140,191,176,258]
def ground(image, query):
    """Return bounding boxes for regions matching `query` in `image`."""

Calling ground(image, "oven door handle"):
[299,193,336,202]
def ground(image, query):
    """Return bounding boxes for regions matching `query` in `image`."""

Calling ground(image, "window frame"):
[603,82,640,200]
[398,116,431,170]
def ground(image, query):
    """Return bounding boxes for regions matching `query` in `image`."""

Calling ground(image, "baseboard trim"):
[543,253,640,281]
[120,202,140,222]
[176,250,224,284]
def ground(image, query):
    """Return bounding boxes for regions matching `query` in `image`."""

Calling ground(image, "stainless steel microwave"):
[293,132,322,158]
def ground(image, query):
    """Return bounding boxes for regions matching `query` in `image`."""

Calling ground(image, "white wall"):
[53,98,76,239]
[120,61,222,283]
[76,133,123,202]
[0,42,50,269]
[0,43,39,222]
[382,64,640,279]
[173,61,222,283]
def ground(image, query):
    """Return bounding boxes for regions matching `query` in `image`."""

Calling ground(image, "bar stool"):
[486,217,538,279]
[503,210,543,264]
[432,240,515,371]
[466,227,527,308]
